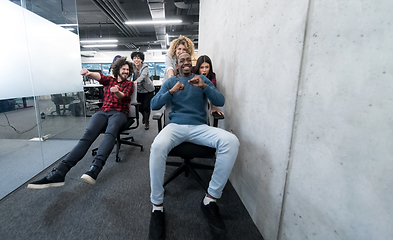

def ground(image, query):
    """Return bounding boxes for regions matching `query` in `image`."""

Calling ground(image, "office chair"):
[92,87,144,162]
[50,94,73,116]
[153,108,224,190]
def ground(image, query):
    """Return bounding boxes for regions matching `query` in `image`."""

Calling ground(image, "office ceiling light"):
[80,39,118,43]
[147,49,168,52]
[125,20,182,25]
[82,44,118,48]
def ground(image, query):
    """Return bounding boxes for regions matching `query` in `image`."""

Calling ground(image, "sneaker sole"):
[81,174,96,185]
[27,182,65,189]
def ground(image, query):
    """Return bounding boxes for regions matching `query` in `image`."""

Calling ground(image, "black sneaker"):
[27,168,65,189]
[149,210,165,240]
[80,165,101,185]
[201,200,227,238]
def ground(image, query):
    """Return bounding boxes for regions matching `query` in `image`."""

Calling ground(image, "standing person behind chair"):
[27,57,134,189]
[109,55,122,77]
[164,35,195,82]
[193,55,224,116]
[148,53,240,240]
[131,51,155,130]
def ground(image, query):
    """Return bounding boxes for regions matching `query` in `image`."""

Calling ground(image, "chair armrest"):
[212,112,225,127]
[153,112,164,132]
[153,112,163,120]
[91,102,103,108]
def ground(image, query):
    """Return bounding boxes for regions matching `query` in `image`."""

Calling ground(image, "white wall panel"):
[199,0,309,239]
[0,1,82,100]
[0,1,33,99]
[200,0,393,239]
[24,6,82,96]
[279,1,393,239]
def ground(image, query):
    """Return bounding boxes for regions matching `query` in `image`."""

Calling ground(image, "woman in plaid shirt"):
[28,57,134,189]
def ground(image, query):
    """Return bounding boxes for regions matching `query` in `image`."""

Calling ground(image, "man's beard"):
[119,73,128,80]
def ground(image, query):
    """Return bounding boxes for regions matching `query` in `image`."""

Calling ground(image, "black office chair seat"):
[165,142,216,190]
[169,142,216,159]
[115,116,144,161]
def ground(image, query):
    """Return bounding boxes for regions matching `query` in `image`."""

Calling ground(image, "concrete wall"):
[199,0,393,239]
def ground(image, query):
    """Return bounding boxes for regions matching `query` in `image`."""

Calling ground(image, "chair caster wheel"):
[92,150,97,156]
[116,157,121,162]
[141,147,144,152]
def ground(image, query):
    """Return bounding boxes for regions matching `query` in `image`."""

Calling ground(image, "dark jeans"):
[137,91,154,114]
[56,110,127,174]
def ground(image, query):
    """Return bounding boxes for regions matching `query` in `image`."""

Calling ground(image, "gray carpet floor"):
[0,115,264,240]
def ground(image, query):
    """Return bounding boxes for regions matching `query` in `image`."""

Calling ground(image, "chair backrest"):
[163,103,171,126]
[128,86,138,118]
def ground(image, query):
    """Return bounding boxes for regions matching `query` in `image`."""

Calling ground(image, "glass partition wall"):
[0,0,83,199]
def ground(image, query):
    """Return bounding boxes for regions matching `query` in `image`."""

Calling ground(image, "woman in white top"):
[164,35,195,82]
[131,51,155,130]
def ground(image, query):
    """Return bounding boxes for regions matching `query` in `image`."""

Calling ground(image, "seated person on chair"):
[148,52,240,240]
[28,57,134,189]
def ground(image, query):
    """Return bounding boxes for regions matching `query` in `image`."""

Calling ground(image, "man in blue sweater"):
[149,52,240,240]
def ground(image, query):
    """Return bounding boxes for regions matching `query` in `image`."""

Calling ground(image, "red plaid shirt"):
[98,73,134,115]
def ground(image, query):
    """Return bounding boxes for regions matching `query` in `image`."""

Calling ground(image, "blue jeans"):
[149,123,240,205]
[57,110,127,174]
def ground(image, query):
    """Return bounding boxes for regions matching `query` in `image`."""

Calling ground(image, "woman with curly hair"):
[164,35,195,81]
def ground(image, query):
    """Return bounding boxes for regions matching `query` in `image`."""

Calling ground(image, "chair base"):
[116,137,144,161]
[91,136,143,162]
[164,158,214,190]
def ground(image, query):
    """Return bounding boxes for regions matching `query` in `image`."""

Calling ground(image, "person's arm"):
[209,72,222,115]
[168,69,174,79]
[112,81,134,100]
[110,85,124,99]
[80,68,101,81]
[165,54,175,78]
[150,80,180,110]
[135,65,149,83]
[210,72,217,88]
[188,75,225,107]
[210,105,224,116]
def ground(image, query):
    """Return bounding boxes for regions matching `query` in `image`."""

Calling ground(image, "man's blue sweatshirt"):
[150,74,225,125]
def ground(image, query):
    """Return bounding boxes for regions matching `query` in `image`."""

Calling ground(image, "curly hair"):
[168,35,195,58]
[111,57,132,79]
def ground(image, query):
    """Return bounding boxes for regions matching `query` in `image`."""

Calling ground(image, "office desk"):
[153,79,163,94]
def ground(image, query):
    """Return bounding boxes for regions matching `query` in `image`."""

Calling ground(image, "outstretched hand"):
[188,76,206,89]
[80,68,89,76]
